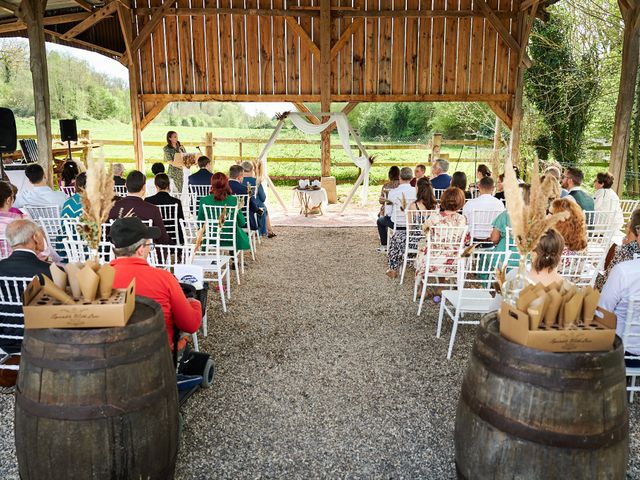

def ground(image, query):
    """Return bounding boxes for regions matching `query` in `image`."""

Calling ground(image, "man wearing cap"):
[109,218,202,349]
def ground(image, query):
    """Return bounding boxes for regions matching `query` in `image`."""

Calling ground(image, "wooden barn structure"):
[0,0,638,192]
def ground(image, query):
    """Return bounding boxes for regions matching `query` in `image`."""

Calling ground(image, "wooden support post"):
[18,0,53,185]
[81,129,91,165]
[238,142,243,163]
[491,116,502,176]
[610,2,640,195]
[320,0,332,179]
[431,133,442,162]
[205,132,214,167]
[129,73,144,171]
[509,66,525,168]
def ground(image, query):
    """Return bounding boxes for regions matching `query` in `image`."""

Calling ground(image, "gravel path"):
[0,227,638,478]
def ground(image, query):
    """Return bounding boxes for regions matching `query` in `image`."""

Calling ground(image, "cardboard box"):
[23,278,136,329]
[499,303,616,353]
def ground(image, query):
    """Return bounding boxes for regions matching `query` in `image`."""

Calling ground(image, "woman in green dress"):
[197,172,251,251]
[163,130,186,192]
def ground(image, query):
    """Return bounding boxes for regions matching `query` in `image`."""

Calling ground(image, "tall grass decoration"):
[78,152,115,254]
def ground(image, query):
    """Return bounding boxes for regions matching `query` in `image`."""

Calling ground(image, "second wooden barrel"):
[15,297,179,480]
[455,314,628,479]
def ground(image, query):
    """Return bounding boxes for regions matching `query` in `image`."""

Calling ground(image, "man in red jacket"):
[109,217,201,349]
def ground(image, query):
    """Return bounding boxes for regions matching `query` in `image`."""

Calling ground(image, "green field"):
[15,118,498,186]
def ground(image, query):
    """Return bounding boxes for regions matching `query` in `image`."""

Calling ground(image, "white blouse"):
[593,188,624,232]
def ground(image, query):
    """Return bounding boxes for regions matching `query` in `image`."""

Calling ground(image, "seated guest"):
[378,166,401,217]
[476,164,492,181]
[145,173,185,244]
[562,167,594,211]
[113,163,126,186]
[151,162,165,176]
[14,164,66,210]
[544,166,569,198]
[415,187,467,281]
[494,174,505,201]
[241,161,276,238]
[0,220,52,356]
[197,173,251,253]
[430,159,452,189]
[61,172,86,219]
[376,167,416,252]
[593,172,624,232]
[59,161,79,188]
[599,257,640,367]
[462,176,505,241]
[491,184,531,253]
[108,170,170,245]
[0,182,23,245]
[527,229,565,286]
[386,177,437,278]
[188,156,213,186]
[8,184,23,216]
[109,218,201,349]
[228,164,262,232]
[550,198,588,255]
[410,164,426,187]
[596,208,640,290]
[451,171,472,199]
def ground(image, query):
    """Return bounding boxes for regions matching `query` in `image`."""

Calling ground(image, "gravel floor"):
[0,227,638,478]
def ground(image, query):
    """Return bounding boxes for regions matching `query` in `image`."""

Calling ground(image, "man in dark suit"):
[146,173,185,244]
[0,219,52,355]
[228,164,262,231]
[108,170,171,245]
[188,156,214,186]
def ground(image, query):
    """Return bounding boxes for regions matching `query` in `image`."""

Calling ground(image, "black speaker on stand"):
[0,108,17,181]
[59,119,78,162]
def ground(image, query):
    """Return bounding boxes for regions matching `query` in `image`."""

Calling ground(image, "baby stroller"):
[174,282,215,406]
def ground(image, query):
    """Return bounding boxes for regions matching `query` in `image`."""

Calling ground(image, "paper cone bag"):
[64,263,83,298]
[544,289,563,327]
[527,294,549,330]
[77,266,100,302]
[582,287,600,324]
[97,265,116,300]
[49,264,67,290]
[42,275,75,305]
[85,260,101,272]
[563,289,585,328]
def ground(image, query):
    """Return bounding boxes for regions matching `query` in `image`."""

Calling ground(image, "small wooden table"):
[293,188,328,217]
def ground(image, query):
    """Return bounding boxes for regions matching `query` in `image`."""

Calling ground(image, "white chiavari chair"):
[0,235,11,260]
[149,244,195,271]
[433,188,446,201]
[584,210,615,229]
[24,204,60,220]
[621,200,639,226]
[558,251,603,287]
[400,209,436,284]
[624,295,640,402]
[233,194,257,261]
[468,209,503,242]
[157,204,180,245]
[203,204,243,284]
[438,250,510,359]
[63,240,114,264]
[414,224,468,316]
[0,276,32,375]
[61,186,76,197]
[188,185,211,218]
[113,185,128,197]
[180,219,231,313]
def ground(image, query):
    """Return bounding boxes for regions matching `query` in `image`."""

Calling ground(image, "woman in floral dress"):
[163,130,187,193]
[415,187,467,280]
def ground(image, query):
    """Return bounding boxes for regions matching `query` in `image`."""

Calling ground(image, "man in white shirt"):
[462,176,505,241]
[599,258,640,361]
[14,164,67,210]
[376,167,416,251]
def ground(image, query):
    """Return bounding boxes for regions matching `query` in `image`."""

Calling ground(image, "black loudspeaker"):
[0,108,17,153]
[59,119,78,142]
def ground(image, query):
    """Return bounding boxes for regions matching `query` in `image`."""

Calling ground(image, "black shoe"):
[257,208,265,217]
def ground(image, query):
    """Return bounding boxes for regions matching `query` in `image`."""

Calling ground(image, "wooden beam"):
[62,1,118,40]
[341,102,359,116]
[116,1,132,64]
[285,17,320,58]
[487,102,512,130]
[140,101,167,130]
[139,93,514,102]
[17,0,53,184]
[476,0,529,67]
[129,0,176,53]
[610,5,640,194]
[320,0,331,178]
[0,12,91,34]
[131,7,517,19]
[0,21,25,33]
[71,0,94,12]
[518,1,539,66]
[330,18,364,59]
[0,0,16,14]
[292,102,321,125]
[44,28,123,58]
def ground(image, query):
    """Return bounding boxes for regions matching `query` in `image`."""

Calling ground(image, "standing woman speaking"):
[163,131,186,192]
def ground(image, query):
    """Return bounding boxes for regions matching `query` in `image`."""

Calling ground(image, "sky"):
[2,38,292,117]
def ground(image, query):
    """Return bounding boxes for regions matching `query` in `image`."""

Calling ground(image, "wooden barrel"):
[15,297,179,480]
[455,314,629,479]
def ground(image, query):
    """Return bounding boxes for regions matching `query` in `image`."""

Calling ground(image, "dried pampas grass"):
[502,156,569,258]
[78,152,115,251]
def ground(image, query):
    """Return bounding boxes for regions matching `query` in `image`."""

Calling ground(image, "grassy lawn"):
[15,118,497,185]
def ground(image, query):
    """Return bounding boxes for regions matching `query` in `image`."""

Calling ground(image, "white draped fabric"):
[256,112,370,204]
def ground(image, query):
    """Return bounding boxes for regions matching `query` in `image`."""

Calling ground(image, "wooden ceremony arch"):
[0,0,637,193]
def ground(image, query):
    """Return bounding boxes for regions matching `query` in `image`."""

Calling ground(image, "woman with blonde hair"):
[550,198,587,254]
